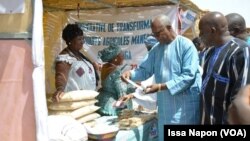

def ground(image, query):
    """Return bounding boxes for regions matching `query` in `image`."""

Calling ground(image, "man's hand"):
[143,83,160,94]
[144,84,158,94]
[143,83,166,94]
[228,85,250,124]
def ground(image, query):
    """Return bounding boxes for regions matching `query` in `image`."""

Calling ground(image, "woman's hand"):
[93,62,102,71]
[119,94,134,103]
[52,91,65,103]
[121,70,131,83]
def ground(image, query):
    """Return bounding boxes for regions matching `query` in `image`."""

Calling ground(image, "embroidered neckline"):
[66,48,93,74]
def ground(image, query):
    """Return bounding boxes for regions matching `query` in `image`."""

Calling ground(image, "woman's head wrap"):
[98,43,122,62]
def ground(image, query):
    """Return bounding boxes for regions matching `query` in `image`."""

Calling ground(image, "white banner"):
[0,0,25,14]
[67,5,178,67]
[179,9,197,35]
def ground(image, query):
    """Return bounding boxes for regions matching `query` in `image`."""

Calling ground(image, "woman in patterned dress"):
[96,44,135,116]
[52,23,99,102]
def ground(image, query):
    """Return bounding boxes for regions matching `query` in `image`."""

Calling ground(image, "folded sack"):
[77,113,101,124]
[49,105,100,119]
[48,99,98,110]
[60,90,99,102]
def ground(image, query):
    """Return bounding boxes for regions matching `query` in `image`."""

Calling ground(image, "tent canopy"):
[43,0,202,12]
[42,0,203,39]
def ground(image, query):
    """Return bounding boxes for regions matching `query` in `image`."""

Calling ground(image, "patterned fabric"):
[199,48,211,68]
[201,38,250,125]
[56,54,97,92]
[56,54,77,64]
[98,44,121,62]
[96,67,135,116]
[130,35,202,141]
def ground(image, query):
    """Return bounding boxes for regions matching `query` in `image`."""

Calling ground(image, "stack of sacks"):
[47,115,88,141]
[48,90,101,125]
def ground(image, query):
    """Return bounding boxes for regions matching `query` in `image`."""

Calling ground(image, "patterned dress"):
[201,38,250,124]
[96,66,135,116]
[55,53,97,92]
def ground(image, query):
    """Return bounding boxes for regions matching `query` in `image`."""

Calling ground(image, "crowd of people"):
[51,11,250,141]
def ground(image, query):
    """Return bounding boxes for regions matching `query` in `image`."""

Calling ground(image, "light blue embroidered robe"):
[130,35,202,141]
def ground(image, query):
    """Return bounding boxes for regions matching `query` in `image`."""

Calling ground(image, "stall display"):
[118,109,156,130]
[84,116,119,141]
[47,90,101,124]
[84,109,158,141]
[47,115,88,141]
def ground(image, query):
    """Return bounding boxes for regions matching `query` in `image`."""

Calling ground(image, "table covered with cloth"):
[115,118,158,141]
[87,116,158,141]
